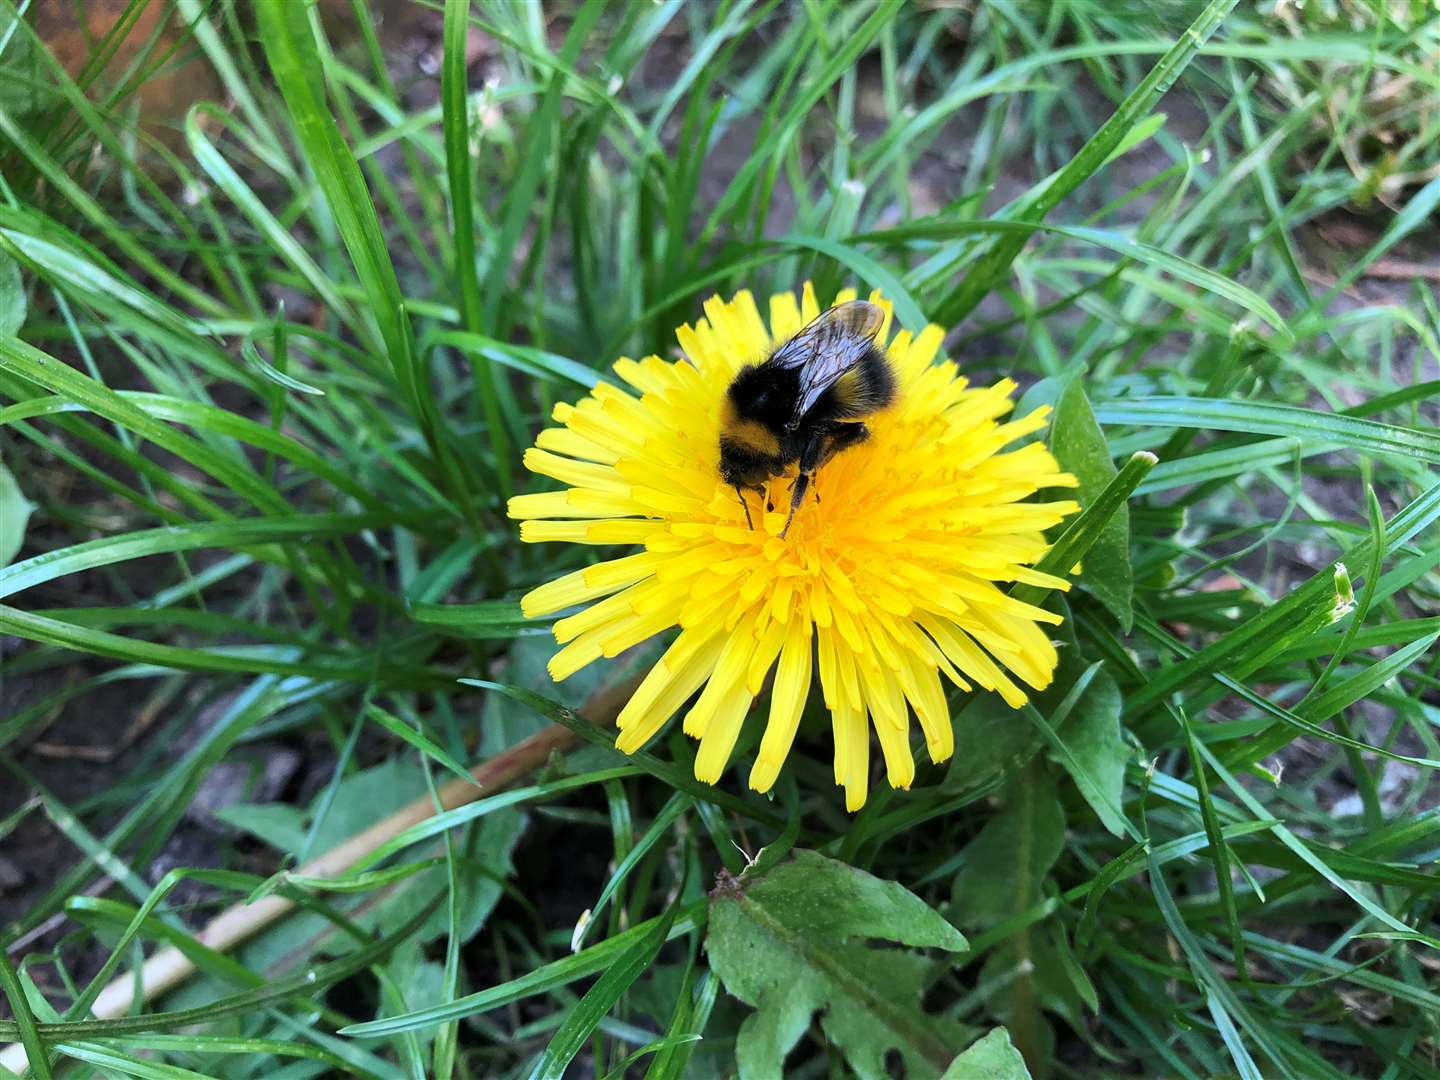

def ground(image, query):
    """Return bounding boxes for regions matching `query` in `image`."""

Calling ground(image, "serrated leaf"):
[1051,378,1132,630]
[0,459,34,569]
[1013,372,1065,422]
[946,765,1071,1071]
[415,809,526,945]
[708,848,970,1080]
[942,1027,1032,1079]
[951,772,1064,929]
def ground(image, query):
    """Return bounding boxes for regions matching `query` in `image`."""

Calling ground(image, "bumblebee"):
[719,300,896,537]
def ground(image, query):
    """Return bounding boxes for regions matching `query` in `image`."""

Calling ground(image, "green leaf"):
[0,10,44,119]
[778,233,927,332]
[254,0,441,465]
[872,218,1293,342]
[1011,450,1156,611]
[0,457,33,569]
[1036,664,1132,838]
[423,330,603,390]
[1130,480,1440,718]
[708,848,969,1080]
[0,900,442,1043]
[0,337,288,516]
[211,803,308,854]
[1101,112,1166,167]
[953,767,1074,1074]
[0,248,22,336]
[442,0,510,496]
[52,1042,209,1079]
[941,1028,1032,1080]
[945,694,1037,791]
[951,771,1064,929]
[1051,378,1132,630]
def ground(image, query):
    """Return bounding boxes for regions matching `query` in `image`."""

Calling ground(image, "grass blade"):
[939,0,1240,324]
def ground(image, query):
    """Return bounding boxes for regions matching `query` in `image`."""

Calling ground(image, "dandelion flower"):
[508,284,1079,810]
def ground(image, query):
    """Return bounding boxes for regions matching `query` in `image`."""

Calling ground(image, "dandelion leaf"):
[946,692,1039,789]
[951,771,1065,928]
[0,459,35,569]
[708,848,971,1080]
[1051,376,1134,631]
[1047,664,1131,837]
[941,1027,1033,1079]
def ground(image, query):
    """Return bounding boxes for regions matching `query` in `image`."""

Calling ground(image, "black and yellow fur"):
[719,313,895,537]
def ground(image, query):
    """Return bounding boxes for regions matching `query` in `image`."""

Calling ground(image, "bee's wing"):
[767,301,885,427]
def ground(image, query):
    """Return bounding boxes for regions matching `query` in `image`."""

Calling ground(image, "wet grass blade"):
[1096,397,1440,465]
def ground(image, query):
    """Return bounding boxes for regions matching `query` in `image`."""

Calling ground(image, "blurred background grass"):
[1,0,1439,1076]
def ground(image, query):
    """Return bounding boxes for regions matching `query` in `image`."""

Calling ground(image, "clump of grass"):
[1252,0,1440,204]
[1,1,1439,1077]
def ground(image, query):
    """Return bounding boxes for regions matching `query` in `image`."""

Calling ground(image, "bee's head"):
[719,434,776,488]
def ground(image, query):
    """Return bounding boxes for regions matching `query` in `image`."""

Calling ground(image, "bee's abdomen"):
[826,345,895,419]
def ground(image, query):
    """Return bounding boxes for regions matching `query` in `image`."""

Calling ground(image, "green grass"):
[2,0,1440,1076]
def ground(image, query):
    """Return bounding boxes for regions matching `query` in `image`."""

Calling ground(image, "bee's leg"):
[780,472,810,538]
[734,485,755,530]
[781,433,826,538]
[784,424,868,528]
[820,421,869,461]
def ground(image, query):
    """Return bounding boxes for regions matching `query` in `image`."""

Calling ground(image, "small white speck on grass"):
[1331,562,1355,622]
[571,908,592,953]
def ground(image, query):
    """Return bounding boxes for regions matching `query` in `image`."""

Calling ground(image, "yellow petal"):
[694,683,754,784]
[833,696,869,810]
[521,552,656,617]
[749,620,813,794]
[683,627,757,739]
[615,629,726,753]
[800,280,820,322]
[768,291,803,342]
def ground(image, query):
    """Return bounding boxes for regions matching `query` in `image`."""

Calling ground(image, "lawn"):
[2,0,1440,1077]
